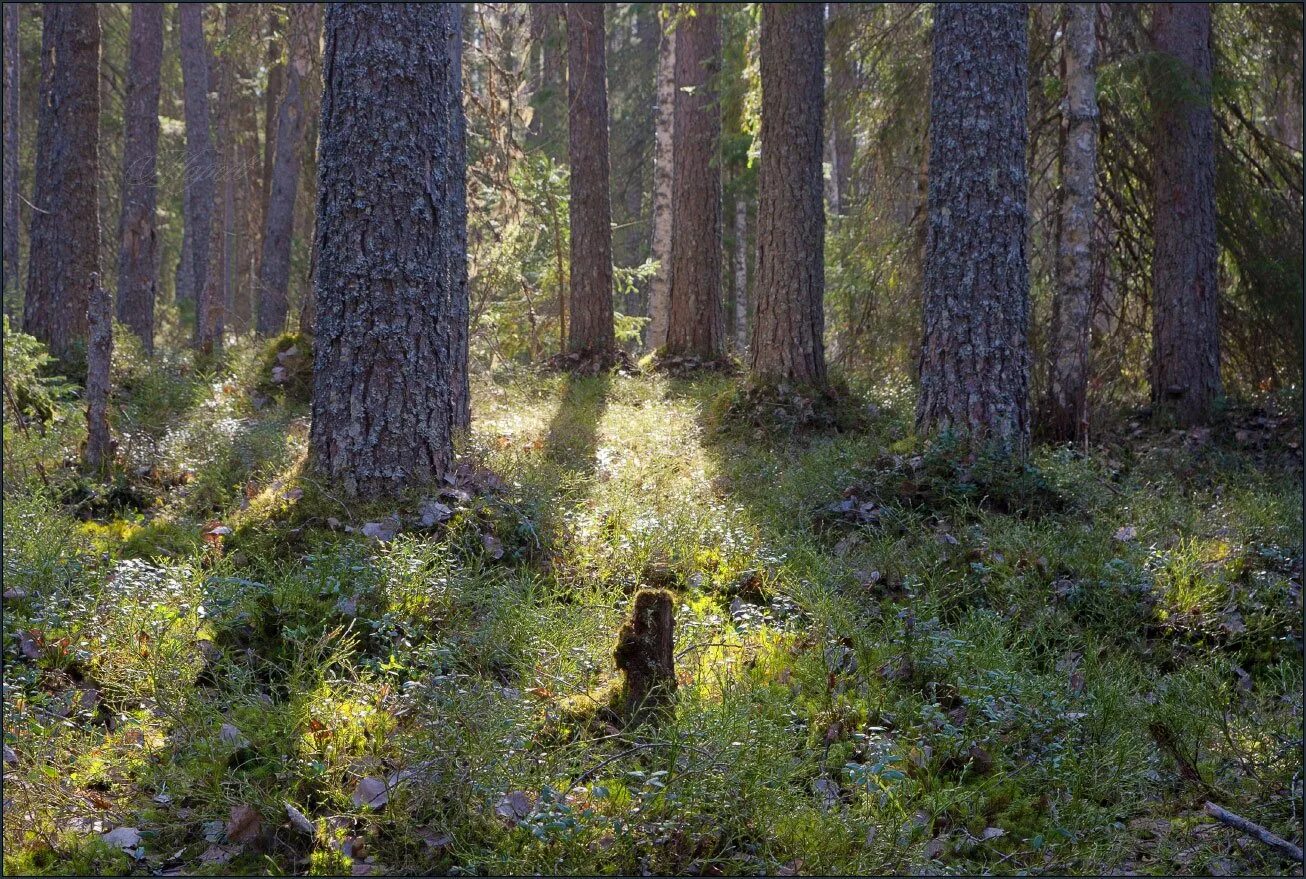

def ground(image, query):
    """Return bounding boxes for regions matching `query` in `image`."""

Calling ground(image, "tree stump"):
[83,273,113,474]
[613,588,677,724]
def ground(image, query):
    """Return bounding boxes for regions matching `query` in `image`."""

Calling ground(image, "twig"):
[1203,801,1303,865]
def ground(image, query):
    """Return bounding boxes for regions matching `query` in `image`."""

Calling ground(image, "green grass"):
[3,342,1302,875]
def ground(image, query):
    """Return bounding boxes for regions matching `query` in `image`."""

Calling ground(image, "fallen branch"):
[1204,801,1303,865]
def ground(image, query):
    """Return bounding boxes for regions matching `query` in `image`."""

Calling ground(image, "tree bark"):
[1150,2,1220,426]
[750,4,826,387]
[83,275,112,473]
[1043,4,1098,442]
[916,3,1030,457]
[665,4,723,360]
[257,3,322,336]
[226,4,261,335]
[565,3,615,355]
[645,5,675,352]
[733,195,748,352]
[177,4,214,312]
[195,9,228,353]
[23,3,100,363]
[261,3,285,238]
[115,3,163,354]
[309,4,468,499]
[3,4,19,313]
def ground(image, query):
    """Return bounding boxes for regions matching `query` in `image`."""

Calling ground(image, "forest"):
[0,2,1302,876]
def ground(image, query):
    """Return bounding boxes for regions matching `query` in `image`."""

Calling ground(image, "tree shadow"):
[543,372,612,479]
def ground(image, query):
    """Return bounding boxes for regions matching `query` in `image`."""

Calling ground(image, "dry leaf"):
[418,828,453,851]
[418,501,453,528]
[494,790,533,823]
[285,802,314,835]
[481,533,505,559]
[361,520,398,542]
[219,723,249,748]
[199,843,241,864]
[226,804,263,844]
[352,776,389,810]
[101,827,141,850]
[1113,525,1137,542]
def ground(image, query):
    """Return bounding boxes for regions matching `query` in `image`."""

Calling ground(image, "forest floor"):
[2,332,1303,876]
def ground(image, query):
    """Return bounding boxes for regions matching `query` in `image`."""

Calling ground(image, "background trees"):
[749,3,826,387]
[23,3,100,364]
[916,4,1030,455]
[308,3,468,499]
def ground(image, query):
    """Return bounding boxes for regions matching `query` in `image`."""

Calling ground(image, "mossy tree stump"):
[613,588,677,724]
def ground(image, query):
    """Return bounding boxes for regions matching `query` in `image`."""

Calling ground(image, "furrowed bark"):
[83,275,113,474]
[177,3,215,311]
[3,4,19,313]
[645,5,675,352]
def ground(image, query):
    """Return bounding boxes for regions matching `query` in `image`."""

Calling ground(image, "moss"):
[253,332,313,404]
[2,833,133,876]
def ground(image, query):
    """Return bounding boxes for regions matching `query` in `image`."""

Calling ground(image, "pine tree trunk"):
[733,196,748,353]
[665,4,723,360]
[827,2,857,215]
[916,4,1030,457]
[3,4,19,313]
[257,2,321,336]
[83,275,112,473]
[23,4,100,363]
[1043,4,1097,442]
[261,4,284,238]
[177,4,214,312]
[309,4,468,499]
[750,3,826,388]
[115,3,163,354]
[1150,2,1219,426]
[566,3,615,355]
[448,3,470,432]
[226,4,260,335]
[195,11,228,354]
[646,6,675,352]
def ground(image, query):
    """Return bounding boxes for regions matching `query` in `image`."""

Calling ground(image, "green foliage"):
[2,315,76,425]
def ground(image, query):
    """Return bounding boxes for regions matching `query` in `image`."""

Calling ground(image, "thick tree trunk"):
[665,4,723,360]
[827,2,857,215]
[1150,2,1220,426]
[226,4,261,335]
[645,6,675,352]
[115,3,163,354]
[733,196,748,353]
[917,3,1030,457]
[177,4,214,311]
[257,3,322,336]
[195,11,228,354]
[83,275,112,473]
[309,4,468,499]
[750,4,826,387]
[3,4,19,313]
[1043,3,1097,442]
[23,4,100,363]
[448,4,470,432]
[565,3,615,355]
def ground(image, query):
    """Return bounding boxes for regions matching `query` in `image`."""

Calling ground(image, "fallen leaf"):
[17,630,42,661]
[812,777,840,811]
[776,859,803,876]
[219,723,249,749]
[3,745,16,765]
[152,793,173,806]
[361,521,398,542]
[418,501,453,528]
[226,804,263,844]
[494,790,533,823]
[199,844,241,864]
[481,532,504,559]
[3,587,28,600]
[285,803,314,835]
[101,827,141,849]
[981,827,1006,841]
[417,828,453,851]
[352,776,389,810]
[924,837,946,859]
[1113,525,1137,542]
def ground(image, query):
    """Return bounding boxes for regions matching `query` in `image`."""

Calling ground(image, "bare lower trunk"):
[749,3,826,387]
[196,12,228,354]
[257,3,322,336]
[24,4,100,363]
[178,4,214,311]
[665,4,724,360]
[1150,2,1220,426]
[3,4,19,312]
[566,3,615,355]
[645,5,675,351]
[83,276,113,473]
[916,4,1030,457]
[116,3,164,354]
[309,4,468,498]
[1043,3,1097,441]
[733,197,748,352]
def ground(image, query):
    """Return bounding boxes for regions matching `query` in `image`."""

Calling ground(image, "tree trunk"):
[226,4,261,335]
[177,3,214,312]
[261,3,285,237]
[614,588,677,724]
[257,2,321,336]
[733,196,748,352]
[750,4,826,387]
[1150,2,1219,426]
[665,4,723,360]
[916,3,1030,457]
[1043,3,1097,442]
[23,3,100,363]
[309,4,468,499]
[448,4,470,432]
[565,3,615,355]
[195,10,227,354]
[83,275,112,473]
[527,3,567,163]
[645,5,675,352]
[827,2,857,215]
[115,3,163,354]
[3,4,19,314]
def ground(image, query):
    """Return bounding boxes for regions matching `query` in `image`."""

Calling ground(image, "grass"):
[2,334,1302,875]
